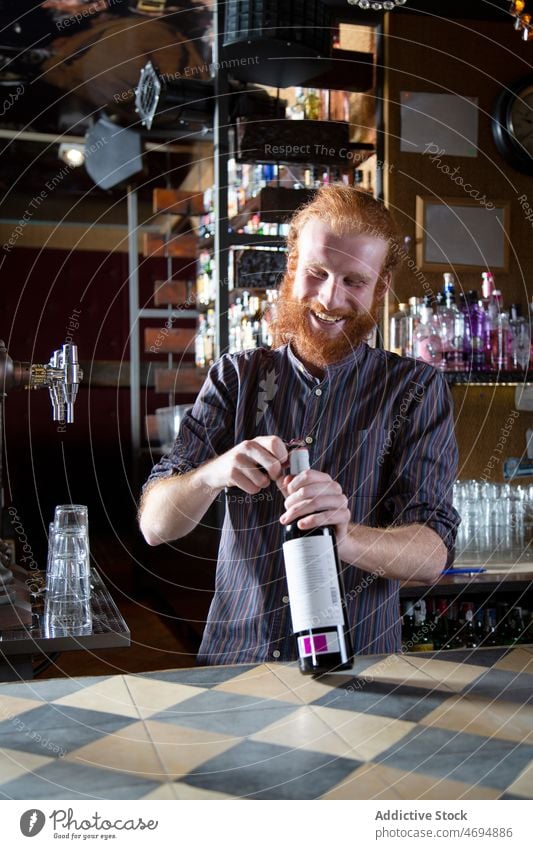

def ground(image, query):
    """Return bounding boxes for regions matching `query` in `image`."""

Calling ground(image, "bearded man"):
[139,185,459,665]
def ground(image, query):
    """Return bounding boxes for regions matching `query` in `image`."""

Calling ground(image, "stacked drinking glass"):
[44,504,92,636]
[453,480,533,563]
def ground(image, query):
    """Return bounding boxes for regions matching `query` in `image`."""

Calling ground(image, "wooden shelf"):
[152,188,205,216]
[143,232,199,259]
[444,370,533,385]
[154,367,208,394]
[401,568,533,598]
[144,327,196,354]
[153,279,194,307]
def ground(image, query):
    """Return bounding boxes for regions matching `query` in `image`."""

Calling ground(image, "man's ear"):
[376,271,391,300]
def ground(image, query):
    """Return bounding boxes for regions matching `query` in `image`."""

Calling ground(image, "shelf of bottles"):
[401,597,532,653]
[389,272,533,383]
[195,159,375,364]
[194,243,281,365]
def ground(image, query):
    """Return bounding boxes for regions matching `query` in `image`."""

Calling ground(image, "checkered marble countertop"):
[0,647,532,800]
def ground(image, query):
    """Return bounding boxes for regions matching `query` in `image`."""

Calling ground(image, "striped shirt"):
[146,342,459,665]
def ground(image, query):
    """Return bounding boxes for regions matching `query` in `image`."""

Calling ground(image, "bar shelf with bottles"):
[195,248,280,365]
[400,595,533,653]
[389,271,533,384]
[195,81,376,365]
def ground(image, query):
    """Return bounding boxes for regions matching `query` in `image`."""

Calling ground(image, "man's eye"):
[345,279,364,288]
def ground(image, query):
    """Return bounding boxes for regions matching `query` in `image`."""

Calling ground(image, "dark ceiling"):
[323,0,510,19]
[0,0,516,210]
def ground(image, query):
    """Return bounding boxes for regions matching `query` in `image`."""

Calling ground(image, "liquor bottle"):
[462,290,486,369]
[443,272,456,296]
[462,603,479,649]
[282,445,353,675]
[304,88,321,120]
[432,598,450,650]
[389,303,409,356]
[413,296,443,367]
[509,305,531,370]
[474,607,485,644]
[481,608,499,646]
[287,88,305,120]
[497,603,514,646]
[195,315,207,367]
[406,297,422,358]
[436,290,464,371]
[485,292,510,370]
[401,600,415,647]
[481,270,495,302]
[411,599,435,651]
[446,600,466,649]
[510,606,526,644]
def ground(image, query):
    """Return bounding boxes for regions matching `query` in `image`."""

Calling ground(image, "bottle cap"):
[443,273,455,294]
[289,446,310,475]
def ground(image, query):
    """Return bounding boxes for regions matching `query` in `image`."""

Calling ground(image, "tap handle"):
[61,344,82,424]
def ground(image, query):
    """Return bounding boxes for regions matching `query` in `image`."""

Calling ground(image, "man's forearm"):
[139,461,222,546]
[338,523,447,583]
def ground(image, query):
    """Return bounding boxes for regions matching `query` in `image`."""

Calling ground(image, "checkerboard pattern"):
[0,647,532,800]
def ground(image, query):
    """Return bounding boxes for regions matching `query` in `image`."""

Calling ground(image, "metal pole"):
[213,0,229,356]
[127,187,141,464]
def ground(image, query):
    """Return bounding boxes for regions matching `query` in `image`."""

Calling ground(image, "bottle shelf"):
[222,38,374,92]
[236,117,374,165]
[202,233,287,249]
[229,187,316,231]
[443,370,533,385]
[401,568,533,596]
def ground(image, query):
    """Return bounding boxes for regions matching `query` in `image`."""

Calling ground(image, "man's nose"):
[316,275,345,310]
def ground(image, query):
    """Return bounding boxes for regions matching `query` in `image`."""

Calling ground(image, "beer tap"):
[0,340,83,424]
[0,340,83,576]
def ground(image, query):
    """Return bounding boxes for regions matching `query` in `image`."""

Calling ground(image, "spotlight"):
[58,143,85,168]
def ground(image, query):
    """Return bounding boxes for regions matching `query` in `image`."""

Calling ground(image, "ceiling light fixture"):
[346,0,407,10]
[510,0,533,40]
[58,142,85,168]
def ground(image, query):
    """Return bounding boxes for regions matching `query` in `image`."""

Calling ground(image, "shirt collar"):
[285,340,368,381]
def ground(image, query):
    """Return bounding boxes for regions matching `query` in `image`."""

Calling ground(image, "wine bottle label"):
[283,537,344,632]
[297,631,340,658]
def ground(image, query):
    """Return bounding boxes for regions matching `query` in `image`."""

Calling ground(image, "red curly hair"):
[284,184,402,282]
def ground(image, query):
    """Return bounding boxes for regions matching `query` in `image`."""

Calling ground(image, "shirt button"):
[282,596,289,604]
[272,650,281,658]
[315,388,322,396]
[305,436,313,444]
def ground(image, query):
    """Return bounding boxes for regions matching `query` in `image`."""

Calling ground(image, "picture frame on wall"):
[415,195,510,272]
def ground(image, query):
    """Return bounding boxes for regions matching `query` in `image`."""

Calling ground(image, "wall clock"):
[492,75,533,175]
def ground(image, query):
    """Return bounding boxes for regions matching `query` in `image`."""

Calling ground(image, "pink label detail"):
[302,634,329,655]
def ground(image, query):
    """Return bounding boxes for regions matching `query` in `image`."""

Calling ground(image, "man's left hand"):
[278,469,351,544]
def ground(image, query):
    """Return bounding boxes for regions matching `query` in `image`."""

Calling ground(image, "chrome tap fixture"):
[0,340,83,424]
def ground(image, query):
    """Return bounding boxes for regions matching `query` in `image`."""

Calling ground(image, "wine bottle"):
[401,600,415,648]
[282,445,353,675]
[432,598,450,650]
[462,603,479,649]
[411,599,435,651]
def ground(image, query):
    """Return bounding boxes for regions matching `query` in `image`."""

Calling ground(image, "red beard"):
[271,275,382,371]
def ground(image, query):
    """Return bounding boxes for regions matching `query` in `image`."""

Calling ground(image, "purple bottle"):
[462,290,487,369]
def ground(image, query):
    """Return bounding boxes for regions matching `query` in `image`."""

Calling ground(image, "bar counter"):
[0,646,532,800]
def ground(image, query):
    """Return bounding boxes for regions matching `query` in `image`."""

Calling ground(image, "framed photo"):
[415,196,510,272]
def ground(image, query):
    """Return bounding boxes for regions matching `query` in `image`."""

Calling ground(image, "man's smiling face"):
[275,218,390,374]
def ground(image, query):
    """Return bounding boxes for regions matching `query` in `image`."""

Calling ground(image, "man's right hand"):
[140,436,288,546]
[199,436,289,495]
